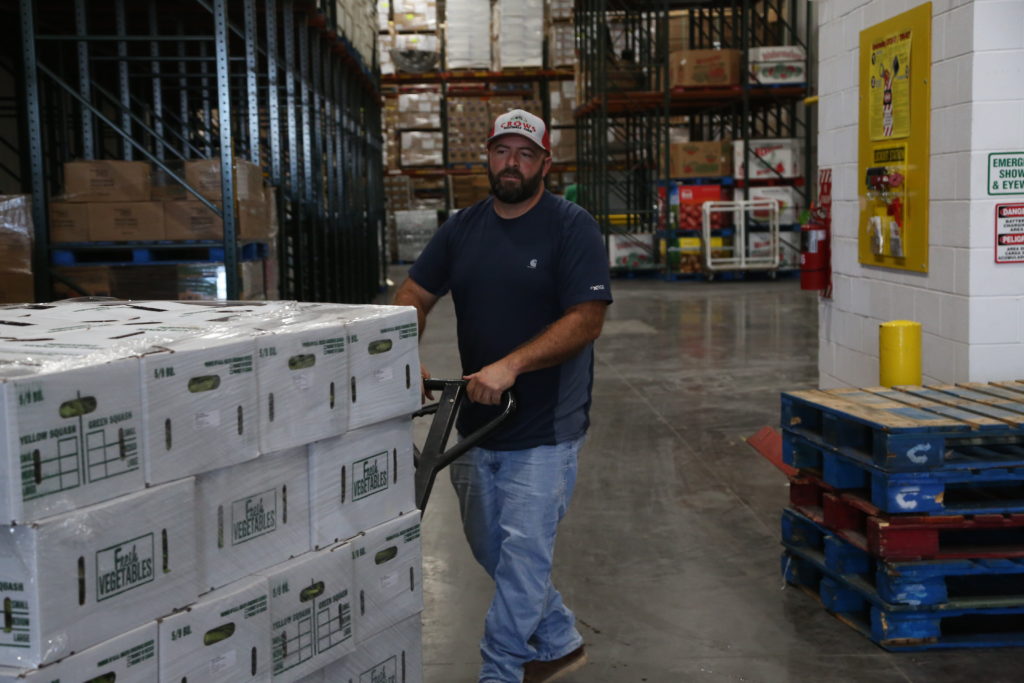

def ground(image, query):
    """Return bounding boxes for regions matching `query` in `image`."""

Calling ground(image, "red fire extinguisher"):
[800,211,830,291]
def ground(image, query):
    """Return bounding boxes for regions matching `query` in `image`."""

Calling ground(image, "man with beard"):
[393,109,611,683]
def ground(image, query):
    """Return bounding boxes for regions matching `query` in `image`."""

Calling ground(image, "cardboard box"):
[669,140,732,179]
[0,622,158,682]
[62,161,151,202]
[747,185,801,225]
[256,545,356,681]
[0,341,145,523]
[399,132,443,167]
[669,49,741,87]
[733,138,803,180]
[164,201,223,241]
[247,313,350,454]
[748,45,807,85]
[308,417,415,548]
[607,233,654,269]
[321,613,423,683]
[0,273,34,304]
[351,512,423,643]
[184,159,265,203]
[196,448,311,592]
[48,202,90,243]
[0,478,198,667]
[677,184,730,230]
[314,304,421,430]
[140,332,259,485]
[150,158,188,201]
[238,199,271,242]
[747,230,800,269]
[88,201,165,241]
[158,576,272,682]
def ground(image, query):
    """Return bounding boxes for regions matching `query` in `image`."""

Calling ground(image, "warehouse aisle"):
[391,269,1024,683]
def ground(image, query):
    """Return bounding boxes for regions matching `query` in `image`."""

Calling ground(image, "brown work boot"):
[523,645,588,683]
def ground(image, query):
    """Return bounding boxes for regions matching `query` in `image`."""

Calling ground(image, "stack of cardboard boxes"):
[0,298,426,682]
[0,196,34,303]
[47,159,277,302]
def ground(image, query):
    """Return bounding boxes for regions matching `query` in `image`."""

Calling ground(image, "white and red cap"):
[487,109,550,152]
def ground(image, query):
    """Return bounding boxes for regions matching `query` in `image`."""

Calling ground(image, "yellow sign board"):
[858,4,931,272]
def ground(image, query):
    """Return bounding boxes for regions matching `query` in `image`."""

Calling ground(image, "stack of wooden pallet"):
[778,382,1024,650]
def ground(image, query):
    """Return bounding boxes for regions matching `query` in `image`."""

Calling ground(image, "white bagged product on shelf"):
[0,622,157,683]
[159,576,272,683]
[140,330,259,484]
[244,312,350,454]
[351,511,423,644]
[492,0,543,69]
[445,0,491,69]
[256,544,356,682]
[0,478,199,668]
[321,613,423,683]
[308,417,415,548]
[733,138,803,180]
[196,448,311,592]
[0,342,145,524]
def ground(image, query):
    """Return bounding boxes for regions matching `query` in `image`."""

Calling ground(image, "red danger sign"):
[996,203,1024,263]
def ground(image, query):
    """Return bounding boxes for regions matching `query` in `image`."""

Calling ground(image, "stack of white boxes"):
[0,299,424,682]
[492,0,544,69]
[445,0,491,70]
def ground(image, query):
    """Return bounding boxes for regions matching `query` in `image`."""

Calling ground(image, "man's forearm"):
[504,303,604,375]
[393,287,428,336]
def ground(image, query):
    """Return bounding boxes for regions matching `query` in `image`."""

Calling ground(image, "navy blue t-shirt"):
[409,191,613,450]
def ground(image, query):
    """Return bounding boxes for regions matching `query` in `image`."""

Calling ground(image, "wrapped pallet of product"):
[0,477,199,668]
[492,0,544,69]
[0,195,34,304]
[393,208,438,262]
[445,0,491,69]
[0,622,158,683]
[158,575,273,682]
[254,543,357,682]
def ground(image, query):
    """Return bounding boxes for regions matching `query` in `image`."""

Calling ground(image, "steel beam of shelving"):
[11,0,383,304]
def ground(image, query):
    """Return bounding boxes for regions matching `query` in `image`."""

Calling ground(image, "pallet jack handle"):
[413,378,516,512]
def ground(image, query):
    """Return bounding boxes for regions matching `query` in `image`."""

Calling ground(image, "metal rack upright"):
[10,0,384,302]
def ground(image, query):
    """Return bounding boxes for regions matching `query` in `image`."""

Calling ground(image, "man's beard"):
[488,165,544,204]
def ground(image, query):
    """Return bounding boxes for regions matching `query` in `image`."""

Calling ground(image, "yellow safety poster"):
[869,31,912,141]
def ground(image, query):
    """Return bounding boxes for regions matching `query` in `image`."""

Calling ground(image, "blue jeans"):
[449,436,585,683]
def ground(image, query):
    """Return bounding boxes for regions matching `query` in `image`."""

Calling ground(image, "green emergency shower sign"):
[989,152,1024,195]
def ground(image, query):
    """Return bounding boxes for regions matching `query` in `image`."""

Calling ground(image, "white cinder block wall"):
[817,0,1024,388]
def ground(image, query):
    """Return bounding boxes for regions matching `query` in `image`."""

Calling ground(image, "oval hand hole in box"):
[60,396,97,418]
[288,354,316,370]
[188,375,221,393]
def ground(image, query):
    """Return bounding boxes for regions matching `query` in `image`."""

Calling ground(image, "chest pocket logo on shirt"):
[527,259,538,269]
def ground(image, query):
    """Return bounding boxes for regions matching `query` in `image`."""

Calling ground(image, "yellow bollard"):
[879,320,922,387]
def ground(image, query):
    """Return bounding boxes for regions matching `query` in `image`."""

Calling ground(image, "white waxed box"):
[159,575,272,682]
[321,613,423,683]
[351,511,423,644]
[0,478,199,668]
[255,543,356,682]
[196,448,311,592]
[308,417,416,548]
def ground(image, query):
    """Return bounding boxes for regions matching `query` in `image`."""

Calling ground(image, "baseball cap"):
[487,109,551,152]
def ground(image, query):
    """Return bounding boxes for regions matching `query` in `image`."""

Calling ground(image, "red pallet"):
[789,475,1024,561]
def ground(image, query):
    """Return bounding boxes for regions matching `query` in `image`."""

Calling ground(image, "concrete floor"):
[392,269,1024,683]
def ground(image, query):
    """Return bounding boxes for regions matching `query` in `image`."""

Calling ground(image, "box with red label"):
[677,184,731,230]
[748,46,807,85]
[733,138,802,180]
[747,186,801,225]
[669,141,732,179]
[669,49,741,87]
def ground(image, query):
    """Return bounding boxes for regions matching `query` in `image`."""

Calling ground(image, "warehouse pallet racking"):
[7,0,384,302]
[574,0,813,278]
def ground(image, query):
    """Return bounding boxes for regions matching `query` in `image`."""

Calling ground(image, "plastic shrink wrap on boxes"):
[322,614,423,683]
[492,0,543,69]
[0,195,34,304]
[195,448,311,592]
[158,575,272,683]
[0,478,199,668]
[0,622,157,683]
[255,543,356,682]
[308,416,415,547]
[445,0,491,69]
[350,511,423,644]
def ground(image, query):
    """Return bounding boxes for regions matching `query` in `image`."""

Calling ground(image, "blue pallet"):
[781,384,1024,471]
[783,432,1024,515]
[51,241,268,266]
[783,550,1024,650]
[782,508,1024,609]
